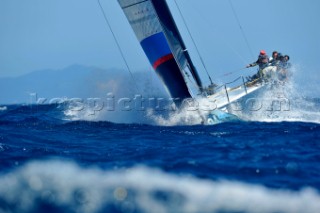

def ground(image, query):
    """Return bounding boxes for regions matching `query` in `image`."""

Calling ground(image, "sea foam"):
[0,160,319,213]
[0,106,7,111]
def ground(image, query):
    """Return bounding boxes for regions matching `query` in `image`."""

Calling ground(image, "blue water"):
[0,103,320,213]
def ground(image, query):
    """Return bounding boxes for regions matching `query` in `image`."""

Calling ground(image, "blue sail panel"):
[140,33,190,100]
[140,32,171,67]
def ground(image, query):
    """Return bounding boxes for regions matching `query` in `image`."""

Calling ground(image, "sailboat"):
[117,0,265,124]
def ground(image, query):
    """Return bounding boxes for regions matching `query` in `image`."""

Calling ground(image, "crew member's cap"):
[260,50,266,55]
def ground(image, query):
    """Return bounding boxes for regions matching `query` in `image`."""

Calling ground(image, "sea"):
[0,81,320,213]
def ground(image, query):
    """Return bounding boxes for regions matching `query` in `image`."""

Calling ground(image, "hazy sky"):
[0,0,319,86]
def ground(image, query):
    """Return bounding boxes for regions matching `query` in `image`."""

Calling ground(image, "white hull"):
[205,81,266,124]
[208,83,265,110]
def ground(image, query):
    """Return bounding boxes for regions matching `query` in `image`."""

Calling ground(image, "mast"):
[118,0,203,105]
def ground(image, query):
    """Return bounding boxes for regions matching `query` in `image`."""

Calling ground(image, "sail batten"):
[120,0,148,9]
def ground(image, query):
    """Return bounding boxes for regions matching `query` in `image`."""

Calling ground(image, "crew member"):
[246,50,271,79]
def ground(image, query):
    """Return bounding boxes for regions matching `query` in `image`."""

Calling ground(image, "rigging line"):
[97,0,140,93]
[173,0,214,85]
[217,67,247,78]
[228,0,255,60]
[185,71,200,95]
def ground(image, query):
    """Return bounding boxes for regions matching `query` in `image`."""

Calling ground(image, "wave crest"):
[0,160,319,213]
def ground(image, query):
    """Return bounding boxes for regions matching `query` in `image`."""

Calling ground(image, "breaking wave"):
[0,160,319,213]
[146,98,214,126]
[62,71,168,125]
[0,106,7,111]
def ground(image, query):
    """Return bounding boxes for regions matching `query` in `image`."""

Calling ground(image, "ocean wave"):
[0,106,7,111]
[0,160,319,213]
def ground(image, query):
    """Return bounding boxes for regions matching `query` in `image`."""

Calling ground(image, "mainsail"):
[118,0,203,104]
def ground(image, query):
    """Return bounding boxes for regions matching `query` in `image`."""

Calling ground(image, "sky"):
[0,0,319,87]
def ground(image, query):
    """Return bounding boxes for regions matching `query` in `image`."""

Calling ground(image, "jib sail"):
[118,0,203,103]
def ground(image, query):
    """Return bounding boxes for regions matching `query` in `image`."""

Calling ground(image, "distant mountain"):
[0,65,166,105]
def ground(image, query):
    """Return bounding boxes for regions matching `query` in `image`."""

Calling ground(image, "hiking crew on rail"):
[246,50,291,82]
